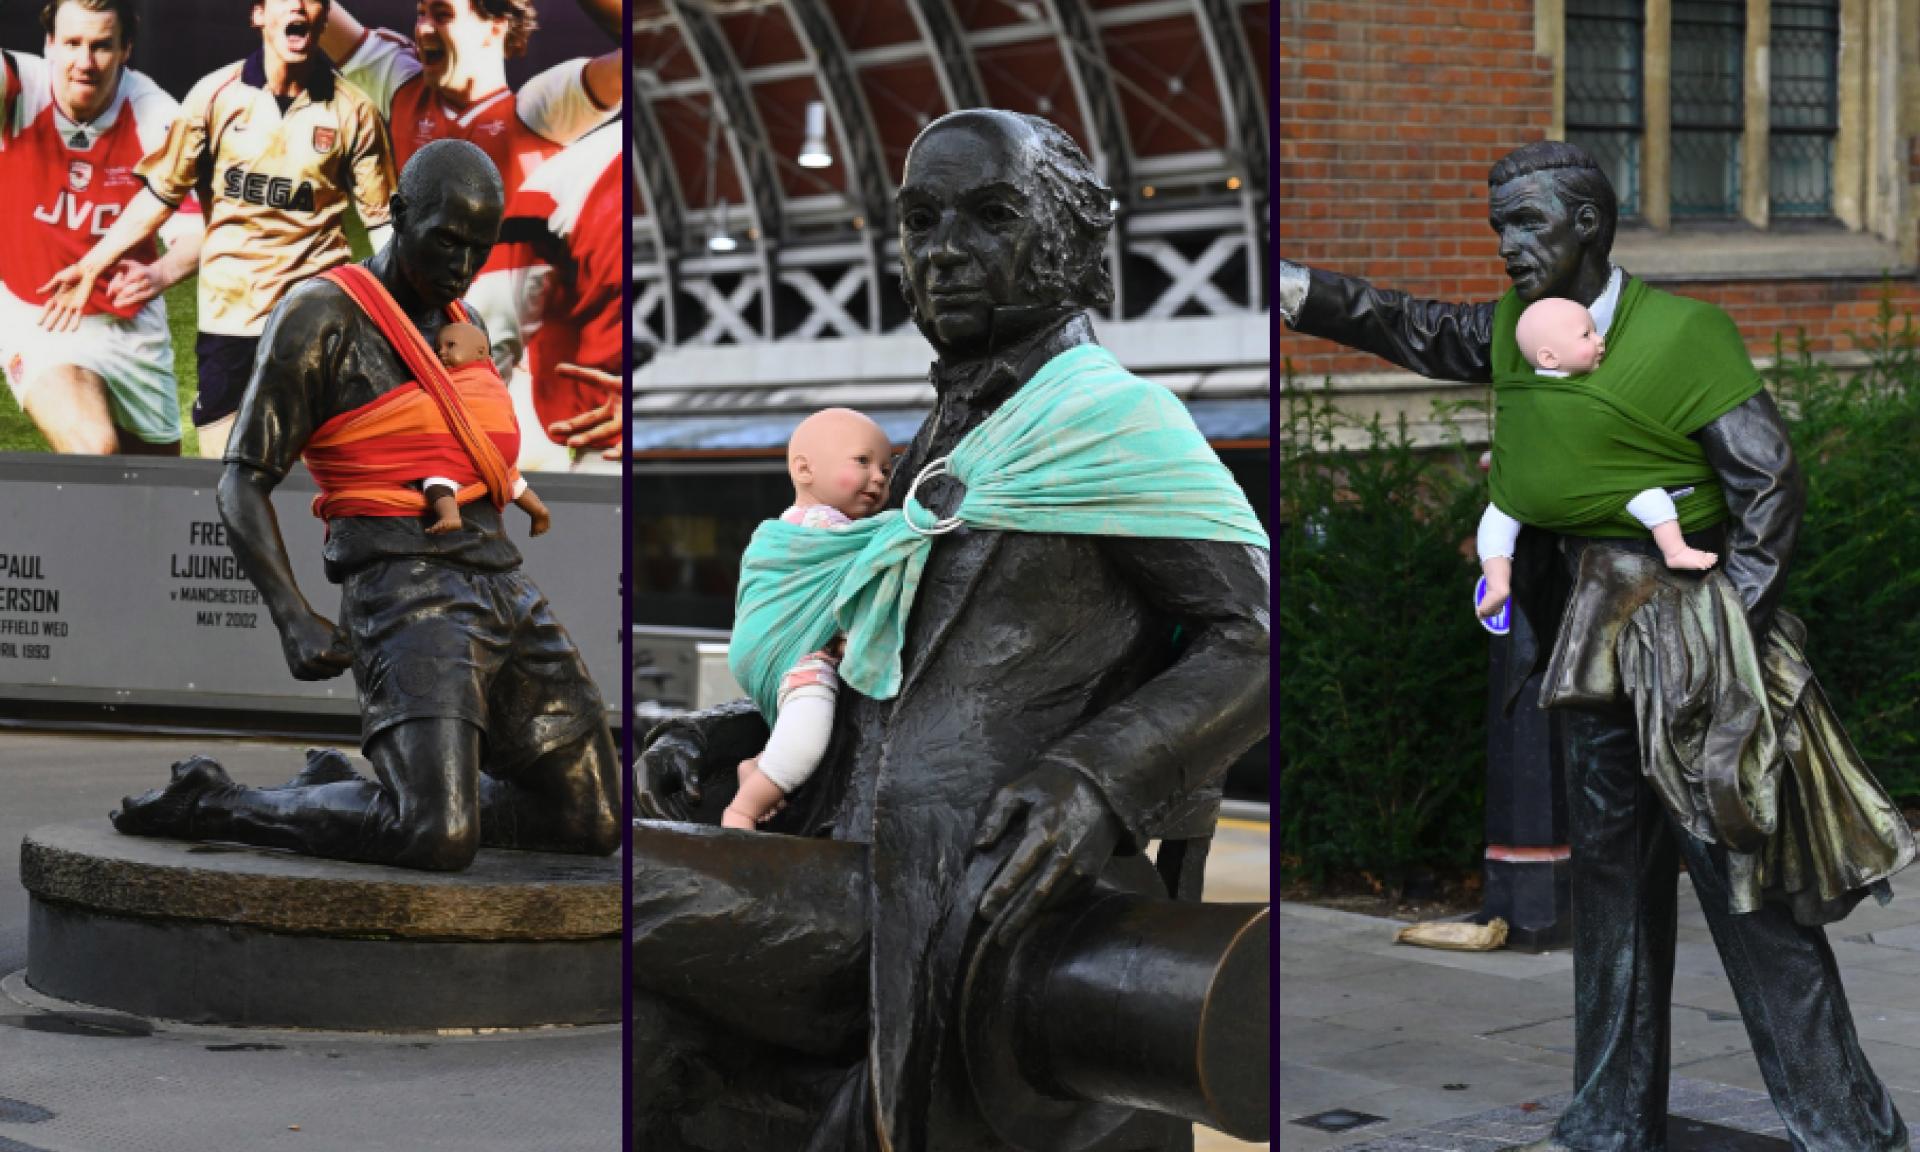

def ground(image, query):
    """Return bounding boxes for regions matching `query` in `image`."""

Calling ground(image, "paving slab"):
[0,732,613,1152]
[1280,870,1920,1149]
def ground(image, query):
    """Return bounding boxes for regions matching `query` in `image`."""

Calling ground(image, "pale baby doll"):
[1476,296,1717,619]
[421,322,551,537]
[725,407,893,830]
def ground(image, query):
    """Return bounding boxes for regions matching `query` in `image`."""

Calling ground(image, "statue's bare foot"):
[111,755,236,839]
[274,747,362,789]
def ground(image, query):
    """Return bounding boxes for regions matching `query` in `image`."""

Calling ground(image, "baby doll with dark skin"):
[422,321,551,536]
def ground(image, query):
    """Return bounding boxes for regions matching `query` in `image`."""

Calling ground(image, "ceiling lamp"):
[799,101,832,169]
[707,199,739,252]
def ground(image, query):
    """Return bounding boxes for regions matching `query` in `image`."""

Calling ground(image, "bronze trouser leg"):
[194,717,484,871]
[1553,709,1907,1152]
[477,724,622,856]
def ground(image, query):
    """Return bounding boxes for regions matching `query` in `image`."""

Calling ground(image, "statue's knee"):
[397,810,480,871]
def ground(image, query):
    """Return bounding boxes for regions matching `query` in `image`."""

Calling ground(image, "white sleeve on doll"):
[1624,488,1679,529]
[1477,504,1523,561]
[423,476,458,494]
[755,682,837,794]
[512,476,528,500]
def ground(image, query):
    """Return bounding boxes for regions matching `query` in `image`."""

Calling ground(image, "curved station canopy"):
[630,0,1271,429]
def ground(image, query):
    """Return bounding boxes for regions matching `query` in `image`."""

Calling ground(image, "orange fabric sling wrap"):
[304,264,521,521]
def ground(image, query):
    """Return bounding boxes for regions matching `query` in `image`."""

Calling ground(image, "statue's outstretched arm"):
[1695,390,1805,636]
[1280,259,1498,384]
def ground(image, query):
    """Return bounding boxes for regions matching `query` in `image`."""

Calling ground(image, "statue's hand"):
[635,729,707,821]
[279,609,352,681]
[1277,259,1309,323]
[972,762,1124,946]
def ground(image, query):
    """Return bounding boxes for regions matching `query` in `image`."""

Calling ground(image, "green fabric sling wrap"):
[1488,275,1762,538]
[728,343,1270,721]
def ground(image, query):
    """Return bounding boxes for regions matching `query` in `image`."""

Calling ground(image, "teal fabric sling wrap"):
[728,343,1270,720]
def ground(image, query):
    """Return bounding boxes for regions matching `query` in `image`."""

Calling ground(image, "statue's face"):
[391,185,501,310]
[1489,172,1595,304]
[898,115,1043,356]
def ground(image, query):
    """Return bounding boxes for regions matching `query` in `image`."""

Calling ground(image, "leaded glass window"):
[1670,0,1744,217]
[1769,0,1839,218]
[1566,0,1644,216]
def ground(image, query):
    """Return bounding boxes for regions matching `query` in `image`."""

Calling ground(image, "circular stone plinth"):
[20,822,619,1030]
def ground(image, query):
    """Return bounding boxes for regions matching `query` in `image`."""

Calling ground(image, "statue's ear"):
[1573,202,1600,244]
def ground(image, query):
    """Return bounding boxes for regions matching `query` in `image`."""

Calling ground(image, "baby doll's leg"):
[1475,504,1522,618]
[724,758,788,829]
[1627,489,1717,570]
[1648,521,1718,570]
[424,483,463,534]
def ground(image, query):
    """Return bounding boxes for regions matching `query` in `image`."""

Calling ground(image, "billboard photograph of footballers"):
[0,2,625,1149]
[2,0,621,467]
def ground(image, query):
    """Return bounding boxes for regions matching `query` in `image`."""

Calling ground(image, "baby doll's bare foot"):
[425,513,463,535]
[1663,546,1718,571]
[722,806,758,830]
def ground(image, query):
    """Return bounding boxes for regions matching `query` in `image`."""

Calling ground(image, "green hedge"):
[1277,389,1489,886]
[1771,295,1920,793]
[1280,292,1920,888]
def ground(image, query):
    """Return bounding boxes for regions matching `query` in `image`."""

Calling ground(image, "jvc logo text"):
[30,191,119,235]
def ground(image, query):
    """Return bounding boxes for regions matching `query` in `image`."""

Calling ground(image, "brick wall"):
[1277,0,1554,379]
[1679,279,1920,357]
[1277,2,1920,381]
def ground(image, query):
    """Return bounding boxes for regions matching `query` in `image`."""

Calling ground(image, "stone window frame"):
[1538,0,1920,273]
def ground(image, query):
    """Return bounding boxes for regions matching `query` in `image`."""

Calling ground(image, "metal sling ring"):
[903,455,967,536]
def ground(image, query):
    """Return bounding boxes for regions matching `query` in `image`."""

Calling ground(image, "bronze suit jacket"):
[643,308,1270,1151]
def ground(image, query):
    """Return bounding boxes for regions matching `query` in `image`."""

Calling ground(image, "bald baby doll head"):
[789,407,894,520]
[436,322,491,370]
[1517,296,1607,374]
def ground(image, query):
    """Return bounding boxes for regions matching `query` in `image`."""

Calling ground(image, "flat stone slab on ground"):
[1308,1079,1851,1150]
[21,821,618,940]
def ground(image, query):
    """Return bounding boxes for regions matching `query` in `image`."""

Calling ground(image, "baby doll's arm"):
[1476,504,1522,618]
[513,481,552,537]
[1477,503,1522,560]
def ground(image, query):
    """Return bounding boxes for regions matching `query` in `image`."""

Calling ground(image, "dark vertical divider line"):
[620,0,637,1144]
[1266,3,1281,1142]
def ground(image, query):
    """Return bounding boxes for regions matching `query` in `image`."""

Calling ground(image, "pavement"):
[0,730,1273,1152]
[0,731,617,1152]
[1280,876,1920,1150]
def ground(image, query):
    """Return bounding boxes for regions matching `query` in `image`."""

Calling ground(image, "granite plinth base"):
[20,822,619,1030]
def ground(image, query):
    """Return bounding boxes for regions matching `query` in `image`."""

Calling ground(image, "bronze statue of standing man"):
[1283,139,1907,1152]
